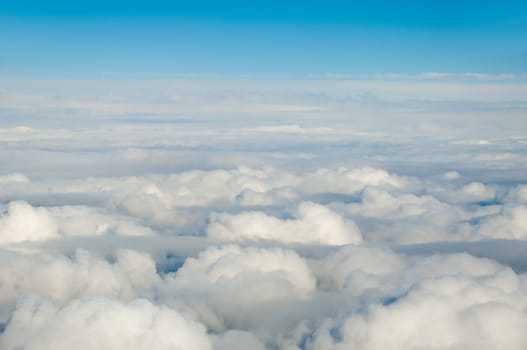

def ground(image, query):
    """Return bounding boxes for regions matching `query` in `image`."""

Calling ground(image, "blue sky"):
[1,0,526,76]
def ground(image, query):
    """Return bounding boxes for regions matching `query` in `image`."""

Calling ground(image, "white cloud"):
[443,171,461,180]
[306,245,527,350]
[505,185,527,204]
[0,296,212,350]
[161,245,316,302]
[416,72,518,81]
[476,205,527,240]
[249,124,337,134]
[0,201,154,245]
[155,245,316,333]
[0,201,58,244]
[307,269,527,350]
[207,201,362,245]
[301,167,413,195]
[461,182,496,200]
[0,249,160,314]
[0,173,29,183]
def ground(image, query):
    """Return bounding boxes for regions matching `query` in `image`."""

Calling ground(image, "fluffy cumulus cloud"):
[0,201,58,244]
[156,245,317,332]
[505,185,527,204]
[475,205,527,239]
[1,78,527,349]
[0,201,154,244]
[207,202,362,245]
[0,249,160,314]
[300,245,527,350]
[107,167,299,209]
[300,167,412,196]
[165,245,316,299]
[0,296,212,350]
[307,268,527,350]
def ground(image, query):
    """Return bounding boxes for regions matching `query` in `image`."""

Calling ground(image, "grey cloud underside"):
[1,77,527,349]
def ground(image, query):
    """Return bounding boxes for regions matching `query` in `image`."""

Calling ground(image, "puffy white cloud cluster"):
[50,204,155,237]
[3,239,527,349]
[0,201,58,244]
[155,245,317,332]
[168,245,316,300]
[112,167,298,208]
[308,277,527,349]
[505,185,527,204]
[301,167,412,195]
[343,188,467,243]
[0,296,212,350]
[475,205,527,240]
[0,166,409,235]
[207,202,362,245]
[0,201,154,244]
[0,249,159,314]
[307,247,527,350]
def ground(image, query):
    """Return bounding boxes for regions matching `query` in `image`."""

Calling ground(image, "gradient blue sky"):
[1,0,526,76]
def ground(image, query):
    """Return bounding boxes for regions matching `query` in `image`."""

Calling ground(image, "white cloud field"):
[1,75,527,349]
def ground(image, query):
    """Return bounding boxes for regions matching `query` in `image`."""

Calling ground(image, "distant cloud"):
[249,124,337,134]
[374,72,520,81]
[0,174,29,184]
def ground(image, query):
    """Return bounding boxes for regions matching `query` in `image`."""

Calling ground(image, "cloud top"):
[207,202,362,245]
[0,296,212,350]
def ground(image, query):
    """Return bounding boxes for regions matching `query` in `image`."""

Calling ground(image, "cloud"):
[505,185,527,204]
[443,171,461,180]
[314,245,505,294]
[301,167,413,196]
[214,330,267,350]
[307,269,527,350]
[415,72,518,81]
[373,72,520,81]
[475,205,527,240]
[207,202,362,245]
[345,187,466,243]
[461,182,496,201]
[305,245,527,350]
[155,245,316,333]
[349,187,453,218]
[160,245,316,302]
[0,201,154,245]
[0,296,212,350]
[0,249,159,314]
[1,74,527,350]
[0,201,58,244]
[248,124,337,134]
[0,173,29,184]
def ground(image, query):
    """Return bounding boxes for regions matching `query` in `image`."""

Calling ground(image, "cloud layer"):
[1,75,527,349]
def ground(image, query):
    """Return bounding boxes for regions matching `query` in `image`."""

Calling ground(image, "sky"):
[2,2,527,350]
[1,0,527,76]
